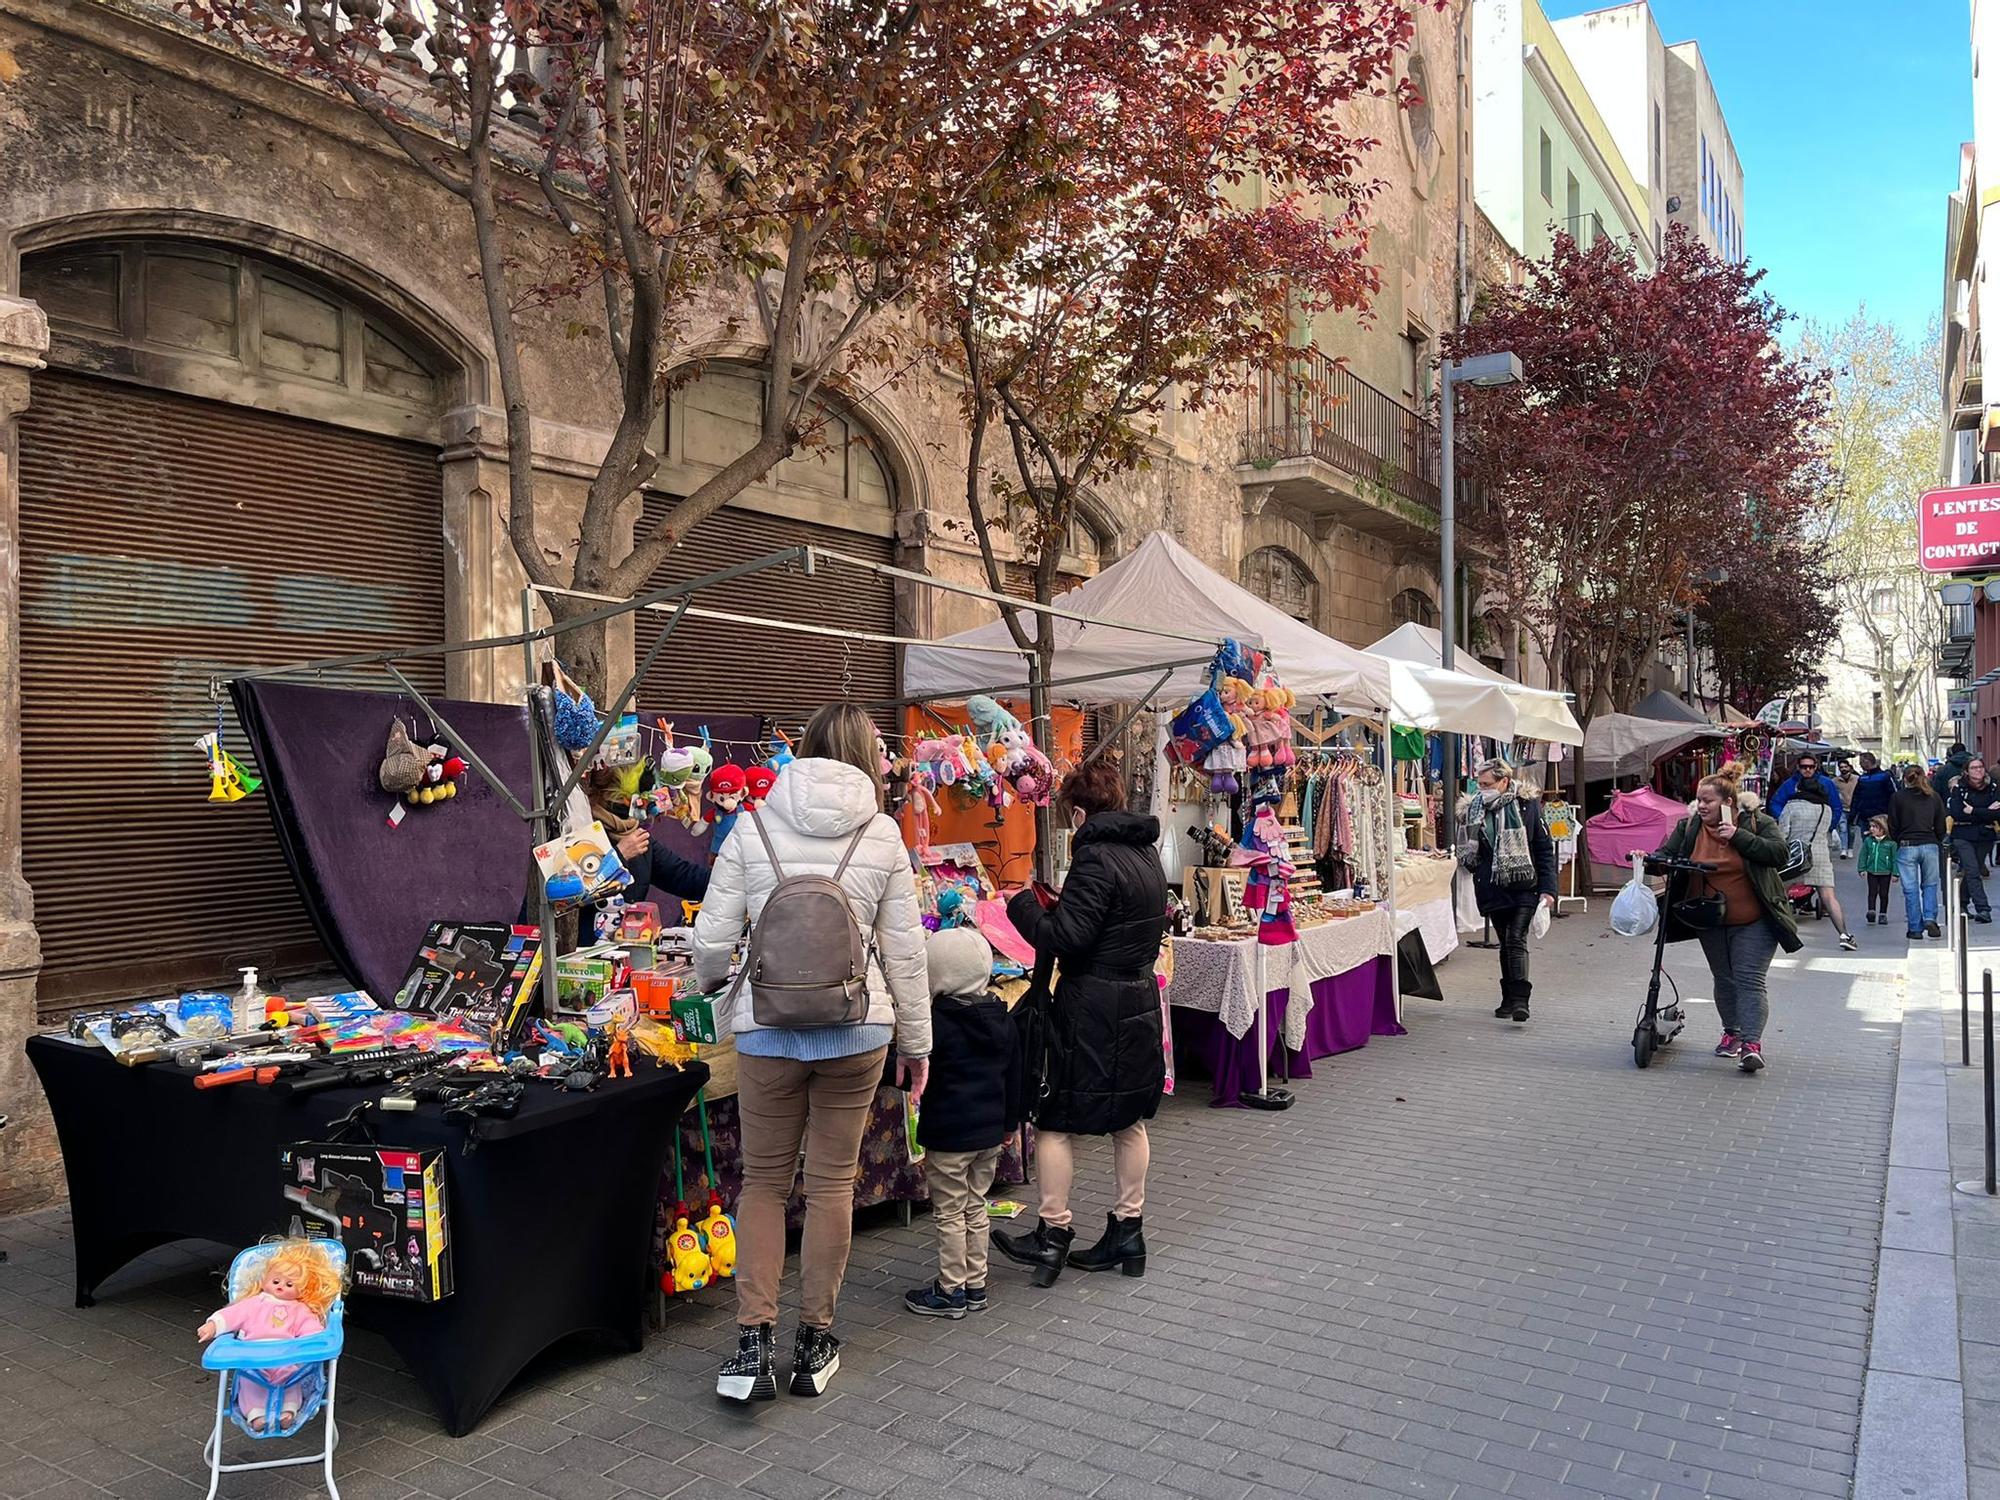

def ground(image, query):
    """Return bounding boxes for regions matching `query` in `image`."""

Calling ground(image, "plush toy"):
[765,732,795,773]
[995,727,1056,806]
[706,763,748,852]
[744,765,778,810]
[674,735,714,835]
[966,695,1023,748]
[196,1239,343,1432]
[667,1216,711,1293]
[698,1199,737,1279]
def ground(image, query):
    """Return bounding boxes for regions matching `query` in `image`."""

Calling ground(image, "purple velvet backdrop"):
[1171,956,1402,1108]
[231,679,536,1003]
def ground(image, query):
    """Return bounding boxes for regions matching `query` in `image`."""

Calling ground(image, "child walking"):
[905,928,1020,1320]
[1860,815,1898,926]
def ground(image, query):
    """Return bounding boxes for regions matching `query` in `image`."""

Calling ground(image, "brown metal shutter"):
[18,371,444,1015]
[635,496,897,735]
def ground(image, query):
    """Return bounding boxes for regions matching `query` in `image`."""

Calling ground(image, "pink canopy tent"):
[1585,786,1688,869]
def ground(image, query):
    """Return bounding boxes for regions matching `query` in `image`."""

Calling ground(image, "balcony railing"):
[1561,211,1607,248]
[1238,350,1441,513]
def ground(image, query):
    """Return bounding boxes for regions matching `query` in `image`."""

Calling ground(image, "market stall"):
[1584,786,1690,886]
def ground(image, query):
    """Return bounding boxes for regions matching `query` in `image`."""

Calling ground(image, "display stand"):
[1241,942,1295,1110]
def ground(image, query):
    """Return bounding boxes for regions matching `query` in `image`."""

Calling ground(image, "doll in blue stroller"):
[196,1238,347,1498]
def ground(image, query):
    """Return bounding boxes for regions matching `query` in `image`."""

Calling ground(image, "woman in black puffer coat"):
[994,758,1167,1288]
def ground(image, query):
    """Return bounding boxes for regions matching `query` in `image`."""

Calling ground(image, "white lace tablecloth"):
[1166,908,1394,1043]
[1394,855,1456,908]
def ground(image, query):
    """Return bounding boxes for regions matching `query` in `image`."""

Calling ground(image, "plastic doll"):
[196,1240,342,1431]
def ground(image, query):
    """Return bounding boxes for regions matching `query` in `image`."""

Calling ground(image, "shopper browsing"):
[1858,816,1898,927]
[904,927,1021,1321]
[1889,763,1947,939]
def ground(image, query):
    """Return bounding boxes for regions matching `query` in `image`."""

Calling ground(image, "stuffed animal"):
[995,727,1056,806]
[667,1216,711,1293]
[765,733,795,773]
[744,765,777,810]
[698,1200,737,1279]
[706,764,748,852]
[966,695,1023,748]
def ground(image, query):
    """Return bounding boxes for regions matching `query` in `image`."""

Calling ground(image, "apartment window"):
[1655,220,1662,256]
[1870,586,1895,617]
[1539,131,1553,203]
[1565,172,1581,231]
[1401,327,1430,406]
[1653,102,1662,182]
[1701,135,1710,222]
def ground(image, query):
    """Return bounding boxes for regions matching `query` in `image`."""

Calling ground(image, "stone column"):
[0,296,54,1214]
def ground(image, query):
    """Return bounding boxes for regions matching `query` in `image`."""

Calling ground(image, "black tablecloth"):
[27,1037,707,1436]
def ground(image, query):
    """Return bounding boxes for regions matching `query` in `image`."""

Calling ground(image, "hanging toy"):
[408,744,467,806]
[697,1198,737,1279]
[744,765,777,811]
[965,695,1023,749]
[765,731,795,774]
[994,727,1056,806]
[198,709,262,803]
[705,764,749,853]
[674,729,714,836]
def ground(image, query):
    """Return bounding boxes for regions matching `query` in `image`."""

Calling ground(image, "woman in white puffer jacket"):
[693,703,931,1406]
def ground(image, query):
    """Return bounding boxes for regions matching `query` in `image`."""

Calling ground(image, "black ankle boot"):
[992,1221,1075,1287]
[1069,1212,1147,1277]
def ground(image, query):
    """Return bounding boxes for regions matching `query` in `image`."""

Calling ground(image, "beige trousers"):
[733,1046,889,1329]
[923,1147,1002,1291]
[1034,1123,1149,1228]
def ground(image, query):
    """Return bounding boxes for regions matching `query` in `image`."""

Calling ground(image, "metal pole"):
[1439,367,1458,859]
[1684,611,1697,704]
[1964,893,1973,1068]
[522,589,559,1022]
[1986,970,1995,1196]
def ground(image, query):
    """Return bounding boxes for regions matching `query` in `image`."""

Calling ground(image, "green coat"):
[1653,809,1804,953]
[1858,835,1898,876]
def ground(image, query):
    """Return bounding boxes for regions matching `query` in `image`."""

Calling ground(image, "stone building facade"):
[0,0,1468,1207]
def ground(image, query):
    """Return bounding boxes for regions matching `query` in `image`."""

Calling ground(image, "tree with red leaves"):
[1443,224,1829,721]
[1696,527,1837,714]
[935,0,1428,862]
[181,0,1141,693]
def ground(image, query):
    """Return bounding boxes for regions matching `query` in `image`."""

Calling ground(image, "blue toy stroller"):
[200,1240,347,1500]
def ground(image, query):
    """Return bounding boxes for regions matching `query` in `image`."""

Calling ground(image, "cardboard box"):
[281,1142,452,1302]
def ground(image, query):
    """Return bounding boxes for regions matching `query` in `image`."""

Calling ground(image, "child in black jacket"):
[905,927,1020,1319]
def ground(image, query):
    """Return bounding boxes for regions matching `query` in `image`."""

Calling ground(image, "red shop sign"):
[1920,483,2000,572]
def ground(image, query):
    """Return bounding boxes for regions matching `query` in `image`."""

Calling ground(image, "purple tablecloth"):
[1170,954,1402,1107]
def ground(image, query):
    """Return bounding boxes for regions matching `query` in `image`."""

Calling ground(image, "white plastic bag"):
[1609,876,1657,937]
[1530,900,1552,942]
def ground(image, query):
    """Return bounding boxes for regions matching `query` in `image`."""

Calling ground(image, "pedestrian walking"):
[1649,761,1801,1075]
[693,702,932,1405]
[1947,755,2000,924]
[1849,752,1897,855]
[1457,757,1558,1023]
[1779,777,1854,949]
[994,757,1168,1288]
[1937,742,1973,806]
[1833,761,1859,856]
[1768,750,1845,825]
[1888,763,1946,939]
[1858,815,1897,926]
[904,927,1020,1321]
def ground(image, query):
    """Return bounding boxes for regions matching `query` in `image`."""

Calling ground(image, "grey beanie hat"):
[926,926,993,1000]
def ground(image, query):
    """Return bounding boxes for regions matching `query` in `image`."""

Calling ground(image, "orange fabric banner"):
[898,700,1083,888]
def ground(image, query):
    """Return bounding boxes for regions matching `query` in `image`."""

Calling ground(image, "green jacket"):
[1654,808,1804,953]
[1858,834,1898,876]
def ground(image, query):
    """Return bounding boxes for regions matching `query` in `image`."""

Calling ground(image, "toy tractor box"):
[280,1141,453,1302]
[390,921,544,1041]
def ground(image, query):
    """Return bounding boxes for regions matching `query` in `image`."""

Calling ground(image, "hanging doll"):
[744,765,778,810]
[196,1240,343,1432]
[1234,802,1298,945]
[705,763,748,854]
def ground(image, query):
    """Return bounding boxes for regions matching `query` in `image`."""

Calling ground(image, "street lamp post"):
[1438,352,1521,848]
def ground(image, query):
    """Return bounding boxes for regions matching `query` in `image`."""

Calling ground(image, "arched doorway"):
[1243,545,1321,625]
[1392,587,1438,630]
[636,364,907,733]
[18,238,456,1012]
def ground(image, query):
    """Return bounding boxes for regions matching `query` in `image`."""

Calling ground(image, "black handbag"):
[1672,894,1728,930]
[1012,951,1056,1119]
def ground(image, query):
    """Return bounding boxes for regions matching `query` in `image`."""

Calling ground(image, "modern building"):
[1663,42,1744,263]
[1471,0,1657,274]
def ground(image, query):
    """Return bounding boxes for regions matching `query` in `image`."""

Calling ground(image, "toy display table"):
[27,1036,706,1436]
[1164,910,1403,1106]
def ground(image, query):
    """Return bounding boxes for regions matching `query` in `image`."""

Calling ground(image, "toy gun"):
[191,1049,318,1088]
[443,1079,524,1151]
[123,1027,308,1068]
[280,1048,458,1099]
[380,1072,491,1113]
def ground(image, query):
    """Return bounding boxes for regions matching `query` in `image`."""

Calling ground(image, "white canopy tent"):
[903,532,1524,739]
[1581,714,1723,780]
[1366,623,1584,746]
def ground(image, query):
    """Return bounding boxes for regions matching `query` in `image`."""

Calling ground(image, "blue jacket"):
[1849,769,1896,823]
[1769,772,1844,822]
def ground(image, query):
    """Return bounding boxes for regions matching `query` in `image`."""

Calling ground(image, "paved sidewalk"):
[0,868,1905,1499]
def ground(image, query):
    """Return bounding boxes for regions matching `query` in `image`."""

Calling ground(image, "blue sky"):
[1541,0,1971,338]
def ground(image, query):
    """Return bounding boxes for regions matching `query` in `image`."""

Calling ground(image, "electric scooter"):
[1629,854,1714,1068]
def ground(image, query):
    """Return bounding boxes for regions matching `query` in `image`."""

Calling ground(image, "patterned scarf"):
[1481,787,1536,890]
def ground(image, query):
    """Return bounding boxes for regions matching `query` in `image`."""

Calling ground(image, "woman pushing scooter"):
[1648,761,1802,1075]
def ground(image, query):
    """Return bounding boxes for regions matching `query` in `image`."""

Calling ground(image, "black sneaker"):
[1839,932,1858,952]
[963,1284,988,1313]
[904,1281,967,1320]
[790,1325,840,1397]
[1927,922,1943,939]
[716,1324,776,1404]
[1909,928,1925,940]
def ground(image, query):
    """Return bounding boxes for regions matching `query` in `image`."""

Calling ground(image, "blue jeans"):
[1899,843,1942,931]
[1696,919,1780,1045]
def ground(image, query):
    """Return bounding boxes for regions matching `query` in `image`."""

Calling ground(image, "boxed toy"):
[280,1141,452,1302]
[534,822,632,912]
[390,921,544,1040]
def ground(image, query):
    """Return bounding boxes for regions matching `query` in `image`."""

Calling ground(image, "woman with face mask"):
[1459,758,1558,1023]
[993,757,1168,1287]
